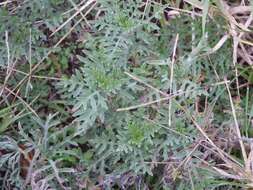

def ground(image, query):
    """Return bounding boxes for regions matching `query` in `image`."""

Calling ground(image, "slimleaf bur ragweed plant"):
[0,0,253,189]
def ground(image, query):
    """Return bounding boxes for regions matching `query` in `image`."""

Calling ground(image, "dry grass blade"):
[0,31,16,97]
[168,34,179,126]
[174,99,246,167]
[0,49,52,106]
[117,79,228,113]
[151,0,202,17]
[0,0,12,6]
[239,39,253,47]
[0,65,63,81]
[144,117,192,139]
[232,29,241,97]
[124,71,168,97]
[172,142,201,177]
[217,0,250,32]
[213,167,244,180]
[142,0,150,20]
[183,0,205,10]
[239,43,253,65]
[54,2,97,48]
[0,86,39,118]
[205,34,229,55]
[68,0,91,27]
[116,90,184,112]
[5,31,10,74]
[54,18,83,48]
[229,6,252,15]
[26,28,32,98]
[224,77,247,164]
[50,0,96,37]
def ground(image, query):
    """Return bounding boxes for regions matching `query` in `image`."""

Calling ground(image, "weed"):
[0,0,253,189]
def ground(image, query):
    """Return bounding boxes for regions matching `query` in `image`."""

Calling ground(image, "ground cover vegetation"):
[0,0,253,189]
